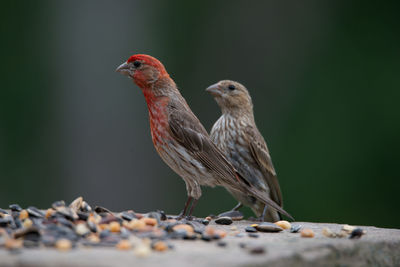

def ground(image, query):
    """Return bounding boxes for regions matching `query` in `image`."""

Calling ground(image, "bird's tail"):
[235,172,294,221]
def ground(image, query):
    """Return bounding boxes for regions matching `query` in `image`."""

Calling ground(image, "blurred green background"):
[1,1,399,228]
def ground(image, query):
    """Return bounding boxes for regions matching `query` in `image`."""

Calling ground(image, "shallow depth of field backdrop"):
[1,1,399,228]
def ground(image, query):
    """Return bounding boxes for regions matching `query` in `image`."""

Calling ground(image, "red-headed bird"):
[207,80,286,222]
[116,55,291,219]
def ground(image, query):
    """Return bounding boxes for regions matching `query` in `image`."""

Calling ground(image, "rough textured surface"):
[0,221,399,267]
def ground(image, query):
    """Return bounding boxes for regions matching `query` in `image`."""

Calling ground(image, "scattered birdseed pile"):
[0,197,365,257]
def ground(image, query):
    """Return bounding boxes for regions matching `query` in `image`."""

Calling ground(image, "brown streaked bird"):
[207,80,287,222]
[116,54,292,219]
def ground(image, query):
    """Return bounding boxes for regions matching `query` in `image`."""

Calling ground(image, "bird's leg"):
[231,202,243,211]
[186,199,198,220]
[176,196,193,220]
[257,204,268,222]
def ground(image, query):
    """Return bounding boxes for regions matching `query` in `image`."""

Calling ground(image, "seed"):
[248,233,259,238]
[215,216,233,225]
[245,226,257,233]
[126,219,146,230]
[217,241,227,247]
[349,228,365,239]
[5,239,23,250]
[109,221,121,233]
[249,245,265,254]
[215,229,227,238]
[23,218,33,228]
[141,217,157,227]
[69,196,83,212]
[274,220,291,230]
[134,244,151,257]
[204,226,215,236]
[116,240,132,250]
[290,225,302,233]
[55,239,72,251]
[75,223,90,236]
[9,204,22,212]
[87,233,100,243]
[255,222,283,232]
[153,241,168,252]
[45,208,54,219]
[19,210,28,220]
[98,224,109,231]
[322,227,336,238]
[172,224,194,235]
[205,216,212,221]
[250,224,258,227]
[230,226,238,231]
[342,224,356,234]
[300,228,315,238]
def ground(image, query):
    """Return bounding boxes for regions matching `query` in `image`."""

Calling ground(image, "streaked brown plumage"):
[207,80,287,222]
[116,54,291,219]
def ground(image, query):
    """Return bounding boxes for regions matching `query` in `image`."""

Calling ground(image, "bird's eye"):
[133,61,141,68]
[228,84,236,90]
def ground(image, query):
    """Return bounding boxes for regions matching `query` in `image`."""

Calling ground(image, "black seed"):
[245,226,257,233]
[120,211,136,221]
[350,228,365,239]
[0,208,9,215]
[201,234,212,241]
[248,233,259,238]
[27,207,45,218]
[99,229,111,239]
[249,246,265,254]
[290,225,302,233]
[217,241,227,247]
[215,216,233,225]
[9,204,22,212]
[52,200,66,209]
[201,219,210,225]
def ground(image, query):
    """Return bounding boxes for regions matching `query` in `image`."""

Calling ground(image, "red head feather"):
[127,54,168,77]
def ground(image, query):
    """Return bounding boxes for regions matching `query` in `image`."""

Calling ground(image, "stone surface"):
[0,221,399,267]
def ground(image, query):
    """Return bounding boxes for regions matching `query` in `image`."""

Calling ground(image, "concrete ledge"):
[0,222,399,267]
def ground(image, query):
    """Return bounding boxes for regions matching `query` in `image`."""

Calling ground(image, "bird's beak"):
[116,62,132,77]
[206,83,222,97]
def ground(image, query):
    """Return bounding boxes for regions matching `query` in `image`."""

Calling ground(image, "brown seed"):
[126,219,146,230]
[87,233,100,243]
[5,239,23,250]
[45,208,54,219]
[205,216,212,221]
[274,220,291,230]
[98,224,109,231]
[141,217,157,227]
[215,229,227,238]
[22,218,33,228]
[19,210,28,220]
[172,224,194,235]
[135,213,144,219]
[55,239,72,251]
[109,221,121,233]
[153,241,168,252]
[300,228,315,238]
[116,240,132,250]
[322,227,336,238]
[204,226,215,236]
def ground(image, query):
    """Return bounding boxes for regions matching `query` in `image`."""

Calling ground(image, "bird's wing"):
[167,100,239,183]
[167,99,292,219]
[244,125,283,206]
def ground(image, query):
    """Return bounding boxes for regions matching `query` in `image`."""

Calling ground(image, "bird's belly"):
[156,141,215,186]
